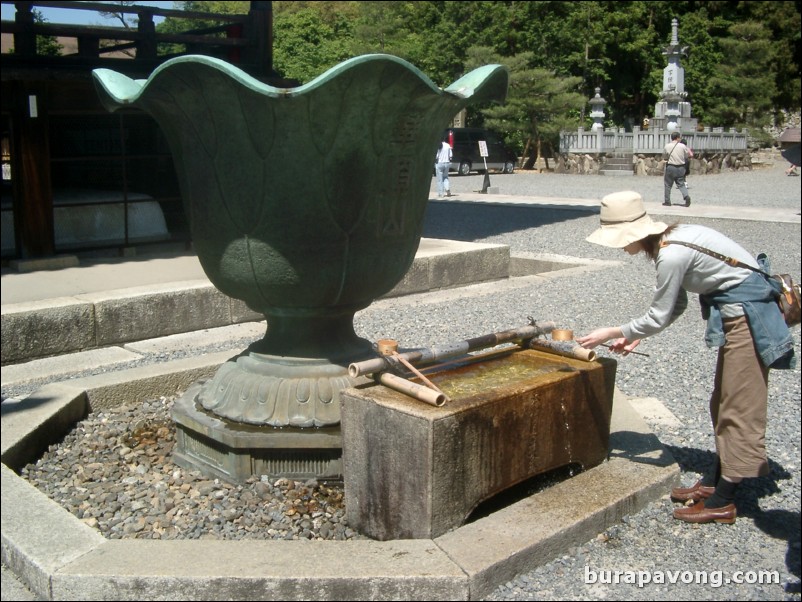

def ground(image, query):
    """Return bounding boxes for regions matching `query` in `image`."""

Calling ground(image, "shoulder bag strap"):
[660,240,770,277]
[667,141,680,162]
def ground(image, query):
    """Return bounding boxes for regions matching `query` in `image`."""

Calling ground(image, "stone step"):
[601,154,634,176]
[1,239,511,365]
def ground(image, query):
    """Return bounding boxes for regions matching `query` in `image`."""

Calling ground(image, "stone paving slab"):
[1,347,143,388]
[1,464,107,601]
[52,539,468,601]
[124,322,266,356]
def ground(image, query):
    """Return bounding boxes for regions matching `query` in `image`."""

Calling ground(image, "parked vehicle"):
[444,127,517,175]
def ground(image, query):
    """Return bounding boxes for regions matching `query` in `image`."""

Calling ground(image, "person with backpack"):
[662,132,692,207]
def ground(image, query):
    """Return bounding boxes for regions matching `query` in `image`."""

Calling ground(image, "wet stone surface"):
[20,397,366,541]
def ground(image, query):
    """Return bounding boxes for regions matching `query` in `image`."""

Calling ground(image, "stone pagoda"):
[652,18,698,132]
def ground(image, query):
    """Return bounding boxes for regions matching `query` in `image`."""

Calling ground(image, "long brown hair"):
[640,223,680,261]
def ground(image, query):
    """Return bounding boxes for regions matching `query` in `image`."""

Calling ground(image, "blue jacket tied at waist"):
[700,267,795,370]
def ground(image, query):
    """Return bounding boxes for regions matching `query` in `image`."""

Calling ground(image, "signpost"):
[478,140,491,193]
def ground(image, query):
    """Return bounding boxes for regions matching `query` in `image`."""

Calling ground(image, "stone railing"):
[559,126,749,154]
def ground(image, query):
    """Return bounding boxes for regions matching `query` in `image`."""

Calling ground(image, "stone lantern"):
[589,87,606,132]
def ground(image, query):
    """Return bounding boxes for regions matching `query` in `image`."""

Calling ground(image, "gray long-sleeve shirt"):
[620,224,759,341]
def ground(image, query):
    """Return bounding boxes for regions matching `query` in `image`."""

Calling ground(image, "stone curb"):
[1,358,678,601]
[1,241,509,366]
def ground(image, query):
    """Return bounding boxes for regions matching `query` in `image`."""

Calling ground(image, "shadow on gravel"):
[423,201,595,241]
[754,509,802,594]
[665,444,792,506]
[666,444,800,590]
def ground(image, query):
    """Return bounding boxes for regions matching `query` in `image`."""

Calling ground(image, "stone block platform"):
[1,238,509,365]
[342,350,617,540]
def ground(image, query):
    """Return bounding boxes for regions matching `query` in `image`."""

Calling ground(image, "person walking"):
[679,137,693,189]
[782,143,800,176]
[576,191,795,525]
[663,132,692,207]
[435,139,453,198]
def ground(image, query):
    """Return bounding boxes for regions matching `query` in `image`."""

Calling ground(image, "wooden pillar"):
[137,11,157,61]
[13,2,36,57]
[11,81,54,258]
[77,36,100,58]
[245,1,273,79]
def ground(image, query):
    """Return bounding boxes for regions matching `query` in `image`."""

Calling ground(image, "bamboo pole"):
[391,352,449,400]
[527,339,596,362]
[418,347,517,376]
[349,322,557,378]
[376,373,446,407]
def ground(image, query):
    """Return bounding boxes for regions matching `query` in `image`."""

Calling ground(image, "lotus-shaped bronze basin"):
[94,55,508,427]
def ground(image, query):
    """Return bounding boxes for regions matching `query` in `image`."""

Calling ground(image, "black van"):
[444,128,517,175]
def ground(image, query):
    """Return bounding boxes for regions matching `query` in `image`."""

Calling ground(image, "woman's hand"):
[607,337,642,356]
[575,327,622,349]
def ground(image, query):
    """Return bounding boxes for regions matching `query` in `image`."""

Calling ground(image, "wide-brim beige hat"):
[586,191,668,248]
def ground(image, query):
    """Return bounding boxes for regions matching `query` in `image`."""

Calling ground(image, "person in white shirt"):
[435,139,452,198]
[662,132,692,207]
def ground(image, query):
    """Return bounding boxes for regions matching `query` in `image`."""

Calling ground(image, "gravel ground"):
[441,149,800,209]
[3,153,800,600]
[19,397,367,543]
[439,155,801,601]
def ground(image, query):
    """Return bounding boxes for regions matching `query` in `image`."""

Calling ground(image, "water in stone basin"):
[425,350,587,473]
[424,349,569,399]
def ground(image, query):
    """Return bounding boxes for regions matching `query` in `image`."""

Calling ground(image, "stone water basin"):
[341,348,617,540]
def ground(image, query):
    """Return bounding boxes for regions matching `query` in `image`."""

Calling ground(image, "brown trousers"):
[710,316,770,479]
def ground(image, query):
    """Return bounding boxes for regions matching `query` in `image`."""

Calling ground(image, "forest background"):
[160,1,800,166]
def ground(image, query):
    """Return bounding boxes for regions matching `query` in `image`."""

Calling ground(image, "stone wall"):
[553,152,754,175]
[553,154,603,174]
[635,152,754,176]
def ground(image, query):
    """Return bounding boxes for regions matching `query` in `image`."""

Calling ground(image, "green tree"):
[154,1,801,139]
[466,47,585,169]
[14,8,63,56]
[176,0,249,18]
[740,1,802,119]
[347,1,509,87]
[272,7,354,82]
[157,1,249,55]
[164,2,357,82]
[596,2,674,127]
[349,1,410,54]
[707,21,778,142]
